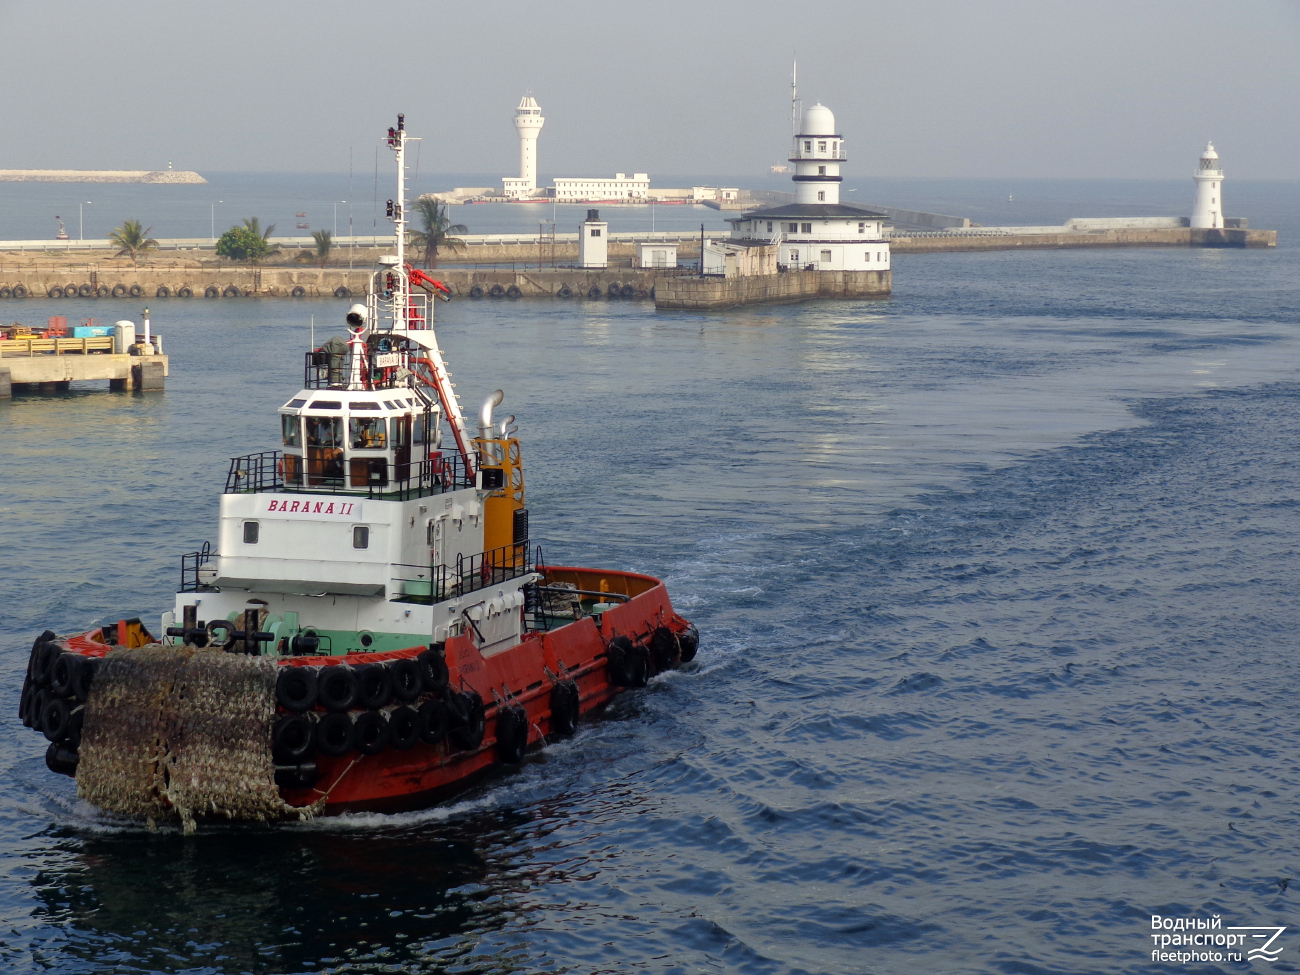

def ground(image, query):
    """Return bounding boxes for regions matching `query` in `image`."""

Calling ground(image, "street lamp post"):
[79,202,91,241]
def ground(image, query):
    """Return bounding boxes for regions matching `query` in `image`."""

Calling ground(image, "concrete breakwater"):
[0,169,206,184]
[891,226,1276,252]
[654,270,891,310]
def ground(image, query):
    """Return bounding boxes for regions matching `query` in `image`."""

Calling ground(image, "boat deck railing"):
[391,543,534,604]
[224,449,473,500]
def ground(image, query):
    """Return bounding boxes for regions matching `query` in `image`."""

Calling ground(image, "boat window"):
[306,415,343,447]
[243,521,259,544]
[392,416,410,447]
[350,416,388,450]
[285,398,306,408]
[351,401,381,411]
[353,526,369,549]
[308,400,342,410]
[383,401,397,410]
[281,414,302,447]
[413,411,429,444]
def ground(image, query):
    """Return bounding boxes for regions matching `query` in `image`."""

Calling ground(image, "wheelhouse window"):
[350,416,388,450]
[306,415,343,448]
[353,526,369,549]
[281,415,301,448]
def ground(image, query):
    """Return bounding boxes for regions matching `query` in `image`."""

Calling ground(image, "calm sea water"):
[2,181,1300,974]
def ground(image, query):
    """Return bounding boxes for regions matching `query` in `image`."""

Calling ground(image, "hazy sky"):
[3,0,1298,180]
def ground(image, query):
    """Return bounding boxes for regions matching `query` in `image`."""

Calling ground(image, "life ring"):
[557,285,572,299]
[587,285,602,299]
[333,286,351,299]
[418,697,450,744]
[204,286,220,298]
[353,710,388,755]
[272,713,316,763]
[417,647,449,692]
[291,286,306,298]
[549,680,580,735]
[317,665,359,712]
[223,285,241,298]
[177,286,193,298]
[505,285,522,299]
[649,626,681,673]
[621,284,635,298]
[47,287,64,299]
[315,711,354,756]
[495,704,529,763]
[111,284,127,298]
[607,282,622,297]
[447,690,485,750]
[12,284,28,298]
[605,635,635,687]
[678,623,700,663]
[276,665,318,712]
[469,285,484,299]
[155,286,171,298]
[354,662,393,709]
[129,284,144,298]
[489,284,505,298]
[388,705,421,750]
[78,284,93,298]
[389,658,423,702]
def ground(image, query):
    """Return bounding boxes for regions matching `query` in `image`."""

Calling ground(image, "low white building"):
[554,173,650,202]
[637,242,677,268]
[579,209,608,268]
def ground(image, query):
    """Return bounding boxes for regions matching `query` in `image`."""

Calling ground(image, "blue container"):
[72,324,114,338]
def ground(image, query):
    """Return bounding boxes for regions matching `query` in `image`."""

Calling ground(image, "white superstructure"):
[502,95,545,199]
[1191,142,1224,230]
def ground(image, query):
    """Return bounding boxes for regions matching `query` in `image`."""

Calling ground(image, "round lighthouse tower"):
[1190,142,1224,229]
[791,103,843,205]
[514,95,544,193]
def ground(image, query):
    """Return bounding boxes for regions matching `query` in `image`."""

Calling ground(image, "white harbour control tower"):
[791,103,844,205]
[1190,142,1224,229]
[502,95,544,199]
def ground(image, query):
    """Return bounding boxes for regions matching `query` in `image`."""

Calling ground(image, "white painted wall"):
[1190,142,1224,229]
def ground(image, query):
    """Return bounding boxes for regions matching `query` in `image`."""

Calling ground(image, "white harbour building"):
[725,102,890,272]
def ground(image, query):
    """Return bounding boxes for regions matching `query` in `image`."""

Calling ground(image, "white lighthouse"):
[1190,142,1224,229]
[791,103,843,205]
[502,95,544,199]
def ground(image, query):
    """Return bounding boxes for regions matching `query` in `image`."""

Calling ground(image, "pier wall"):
[654,270,891,310]
[891,227,1276,253]
[0,353,169,397]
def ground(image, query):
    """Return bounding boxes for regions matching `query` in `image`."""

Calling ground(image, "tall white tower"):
[1190,142,1224,229]
[791,103,843,205]
[514,94,544,191]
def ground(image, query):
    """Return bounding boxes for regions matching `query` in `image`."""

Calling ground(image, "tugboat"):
[18,116,697,829]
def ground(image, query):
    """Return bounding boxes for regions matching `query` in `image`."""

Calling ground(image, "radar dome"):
[801,103,837,136]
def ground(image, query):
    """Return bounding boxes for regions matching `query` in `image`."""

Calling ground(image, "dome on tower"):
[801,103,837,136]
[1201,141,1218,160]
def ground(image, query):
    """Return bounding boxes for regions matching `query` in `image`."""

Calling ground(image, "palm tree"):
[107,219,159,264]
[311,230,333,267]
[409,196,467,268]
[242,217,280,262]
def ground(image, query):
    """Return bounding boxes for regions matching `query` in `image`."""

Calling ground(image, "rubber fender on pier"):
[649,626,681,673]
[353,709,388,755]
[418,696,450,744]
[489,284,505,298]
[389,658,423,703]
[447,691,486,751]
[505,285,522,299]
[549,680,580,736]
[587,285,602,299]
[333,286,351,299]
[495,704,529,763]
[607,282,622,297]
[95,285,109,298]
[12,285,27,298]
[204,286,220,298]
[177,286,193,298]
[273,761,319,790]
[290,286,306,298]
[557,285,572,299]
[0,287,12,299]
[78,284,93,297]
[317,665,359,713]
[272,712,316,763]
[469,285,484,299]
[621,284,636,298]
[678,623,700,663]
[111,284,127,298]
[45,742,78,778]
[129,285,144,298]
[388,705,421,750]
[47,287,64,299]
[315,710,354,757]
[354,662,393,710]
[41,697,72,743]
[276,665,318,712]
[155,286,171,298]
[605,635,636,687]
[31,641,61,688]
[417,646,449,692]
[223,285,242,298]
